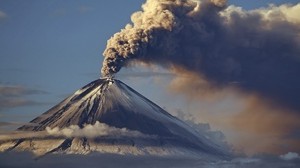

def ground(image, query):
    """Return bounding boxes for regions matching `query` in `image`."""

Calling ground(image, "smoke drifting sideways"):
[101,0,300,113]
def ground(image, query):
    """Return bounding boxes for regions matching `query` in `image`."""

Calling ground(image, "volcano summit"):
[0,78,229,158]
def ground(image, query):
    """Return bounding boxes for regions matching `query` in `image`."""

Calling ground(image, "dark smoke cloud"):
[117,71,173,79]
[102,0,300,112]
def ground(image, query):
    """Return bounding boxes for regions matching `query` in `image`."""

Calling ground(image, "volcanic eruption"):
[1,0,299,158]
[0,0,234,159]
[0,78,229,159]
[100,0,300,154]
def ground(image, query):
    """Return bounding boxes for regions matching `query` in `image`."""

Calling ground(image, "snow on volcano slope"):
[0,78,230,158]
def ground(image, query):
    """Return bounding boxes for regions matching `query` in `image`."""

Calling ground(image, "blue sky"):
[0,0,144,123]
[229,0,299,9]
[0,0,299,152]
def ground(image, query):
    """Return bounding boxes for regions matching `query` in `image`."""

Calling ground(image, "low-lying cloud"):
[0,85,47,111]
[280,152,300,161]
[0,85,47,97]
[46,121,147,138]
[0,121,149,141]
[0,152,299,168]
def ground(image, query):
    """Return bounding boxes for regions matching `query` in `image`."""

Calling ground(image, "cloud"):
[117,71,173,79]
[0,85,47,110]
[0,98,41,109]
[280,152,300,161]
[168,84,300,155]
[0,152,299,168]
[173,109,231,152]
[46,121,148,139]
[0,85,47,97]
[0,10,7,20]
[0,121,149,141]
[228,96,300,155]
[0,122,39,128]
[78,6,93,14]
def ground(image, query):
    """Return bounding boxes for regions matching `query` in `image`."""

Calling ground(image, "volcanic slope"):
[0,78,229,158]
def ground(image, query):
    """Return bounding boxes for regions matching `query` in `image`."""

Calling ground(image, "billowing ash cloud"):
[102,0,300,112]
[101,0,224,77]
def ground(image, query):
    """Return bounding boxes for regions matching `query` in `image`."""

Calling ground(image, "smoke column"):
[102,0,300,113]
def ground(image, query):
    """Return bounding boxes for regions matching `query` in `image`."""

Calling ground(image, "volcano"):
[0,78,229,158]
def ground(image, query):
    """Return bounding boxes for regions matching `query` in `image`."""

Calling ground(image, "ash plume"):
[102,0,300,112]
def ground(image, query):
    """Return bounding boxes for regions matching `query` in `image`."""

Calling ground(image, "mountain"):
[0,78,229,158]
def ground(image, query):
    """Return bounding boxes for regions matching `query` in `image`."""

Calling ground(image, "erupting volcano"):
[0,78,229,159]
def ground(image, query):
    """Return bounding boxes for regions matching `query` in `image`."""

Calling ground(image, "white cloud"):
[257,3,300,24]
[46,121,147,138]
[280,152,300,160]
[0,121,149,141]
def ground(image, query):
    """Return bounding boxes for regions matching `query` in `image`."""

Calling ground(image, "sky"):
[0,0,300,156]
